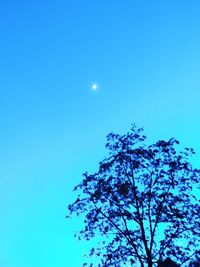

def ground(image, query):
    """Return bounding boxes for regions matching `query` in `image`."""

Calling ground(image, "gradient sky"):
[0,1,200,266]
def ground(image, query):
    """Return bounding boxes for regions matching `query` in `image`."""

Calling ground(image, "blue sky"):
[0,1,200,266]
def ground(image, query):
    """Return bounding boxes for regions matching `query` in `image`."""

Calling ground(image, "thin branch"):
[90,198,145,267]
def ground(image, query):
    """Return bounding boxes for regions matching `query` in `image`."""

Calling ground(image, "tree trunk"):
[147,259,153,267]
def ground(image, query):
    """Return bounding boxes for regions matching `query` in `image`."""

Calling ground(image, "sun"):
[91,83,98,91]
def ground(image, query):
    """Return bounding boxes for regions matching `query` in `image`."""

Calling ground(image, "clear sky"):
[0,1,200,266]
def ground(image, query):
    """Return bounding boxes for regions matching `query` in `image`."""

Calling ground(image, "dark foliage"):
[158,257,179,267]
[189,250,200,267]
[67,125,200,267]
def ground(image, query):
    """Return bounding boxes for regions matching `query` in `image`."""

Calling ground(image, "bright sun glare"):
[91,83,98,91]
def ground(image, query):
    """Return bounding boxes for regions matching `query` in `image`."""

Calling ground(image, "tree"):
[67,125,200,267]
[158,257,179,267]
[189,250,200,267]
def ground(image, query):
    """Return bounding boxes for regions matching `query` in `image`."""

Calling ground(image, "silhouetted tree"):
[189,250,200,267]
[190,261,200,267]
[67,125,200,267]
[158,257,179,267]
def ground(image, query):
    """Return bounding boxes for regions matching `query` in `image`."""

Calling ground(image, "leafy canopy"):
[67,125,200,267]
